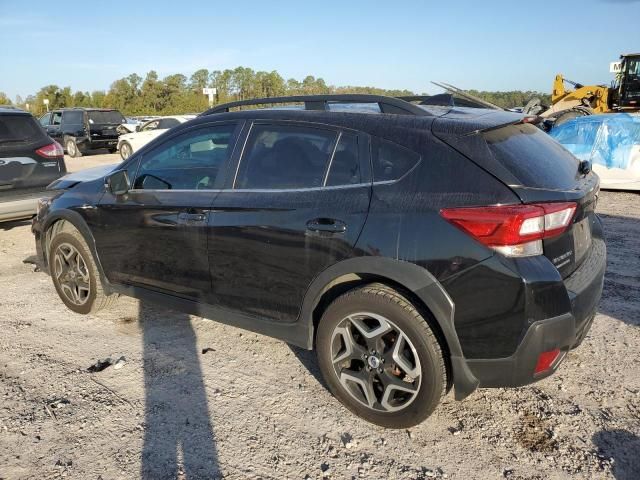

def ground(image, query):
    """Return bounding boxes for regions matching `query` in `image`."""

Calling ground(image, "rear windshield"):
[483,123,579,190]
[88,110,125,125]
[0,114,45,145]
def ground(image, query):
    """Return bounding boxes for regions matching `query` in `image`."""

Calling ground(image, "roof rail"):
[201,94,432,117]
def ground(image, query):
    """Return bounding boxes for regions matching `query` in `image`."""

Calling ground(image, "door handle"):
[306,218,347,233]
[178,212,206,223]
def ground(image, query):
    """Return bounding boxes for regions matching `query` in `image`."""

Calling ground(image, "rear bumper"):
[466,237,606,388]
[0,190,55,223]
[77,137,118,150]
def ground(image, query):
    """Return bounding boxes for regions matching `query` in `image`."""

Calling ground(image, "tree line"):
[0,66,551,116]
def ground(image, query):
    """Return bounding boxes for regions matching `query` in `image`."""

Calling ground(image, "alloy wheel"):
[53,242,91,306]
[330,312,422,412]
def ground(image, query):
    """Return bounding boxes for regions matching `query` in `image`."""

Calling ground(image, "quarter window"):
[133,124,236,190]
[235,124,337,189]
[373,138,421,182]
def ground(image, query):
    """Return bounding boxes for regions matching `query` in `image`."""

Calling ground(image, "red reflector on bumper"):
[534,348,561,374]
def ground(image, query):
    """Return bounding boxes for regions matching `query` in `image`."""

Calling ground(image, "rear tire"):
[65,138,82,158]
[316,283,446,428]
[49,228,117,314]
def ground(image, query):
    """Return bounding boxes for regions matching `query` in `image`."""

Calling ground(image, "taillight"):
[440,202,577,258]
[35,141,64,158]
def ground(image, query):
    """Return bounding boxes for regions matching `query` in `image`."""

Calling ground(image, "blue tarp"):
[550,113,640,170]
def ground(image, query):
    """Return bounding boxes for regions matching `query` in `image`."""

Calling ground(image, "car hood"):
[47,163,119,190]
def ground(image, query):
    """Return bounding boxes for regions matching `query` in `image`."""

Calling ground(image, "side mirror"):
[105,170,131,195]
[135,125,141,132]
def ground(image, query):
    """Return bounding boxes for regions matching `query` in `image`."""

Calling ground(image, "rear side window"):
[62,111,83,124]
[235,124,337,189]
[373,138,421,182]
[0,115,45,144]
[158,118,180,129]
[483,123,579,190]
[326,133,360,186]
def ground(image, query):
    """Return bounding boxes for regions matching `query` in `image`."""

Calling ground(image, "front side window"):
[39,113,51,126]
[235,124,337,189]
[133,124,237,190]
[141,120,160,132]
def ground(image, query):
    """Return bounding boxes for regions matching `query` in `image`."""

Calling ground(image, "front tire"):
[119,141,133,160]
[49,229,116,314]
[65,138,82,158]
[316,284,446,428]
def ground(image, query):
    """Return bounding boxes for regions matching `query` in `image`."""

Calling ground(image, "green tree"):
[0,92,12,105]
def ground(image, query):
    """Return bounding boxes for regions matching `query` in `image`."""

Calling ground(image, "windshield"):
[88,110,125,125]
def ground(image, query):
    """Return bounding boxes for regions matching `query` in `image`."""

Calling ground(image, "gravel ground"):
[0,162,638,479]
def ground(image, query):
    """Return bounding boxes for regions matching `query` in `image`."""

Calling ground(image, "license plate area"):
[573,217,592,265]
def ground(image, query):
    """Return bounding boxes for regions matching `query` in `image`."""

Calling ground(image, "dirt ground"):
[0,155,638,479]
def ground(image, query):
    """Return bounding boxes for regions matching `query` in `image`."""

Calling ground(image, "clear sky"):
[1,0,638,100]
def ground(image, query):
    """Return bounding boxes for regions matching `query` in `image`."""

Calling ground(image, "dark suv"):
[32,95,606,428]
[39,108,126,157]
[0,107,66,222]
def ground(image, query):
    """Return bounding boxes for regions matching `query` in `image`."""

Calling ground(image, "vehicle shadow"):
[0,218,32,231]
[288,345,327,389]
[596,213,640,327]
[139,300,220,479]
[592,429,640,480]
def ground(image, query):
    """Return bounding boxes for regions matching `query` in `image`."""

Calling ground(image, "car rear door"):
[94,121,242,300]
[208,121,371,323]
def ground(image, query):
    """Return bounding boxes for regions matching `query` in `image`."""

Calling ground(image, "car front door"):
[46,111,63,143]
[208,121,371,322]
[93,121,242,301]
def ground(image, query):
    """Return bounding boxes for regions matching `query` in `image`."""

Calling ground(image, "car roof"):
[0,106,30,115]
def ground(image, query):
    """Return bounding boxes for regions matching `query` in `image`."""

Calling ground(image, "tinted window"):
[88,110,125,124]
[63,110,83,124]
[373,138,421,182]
[39,113,51,126]
[483,123,579,189]
[326,133,361,186]
[158,118,181,129]
[236,124,337,189]
[133,124,236,190]
[0,115,45,145]
[51,112,62,126]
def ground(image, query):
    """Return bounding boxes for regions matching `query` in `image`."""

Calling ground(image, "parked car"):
[39,108,126,157]
[0,107,66,222]
[117,115,195,160]
[32,95,606,428]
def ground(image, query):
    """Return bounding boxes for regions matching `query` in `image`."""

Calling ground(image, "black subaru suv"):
[32,95,605,428]
[39,108,125,157]
[0,107,66,222]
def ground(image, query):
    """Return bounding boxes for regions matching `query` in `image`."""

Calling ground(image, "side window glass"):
[235,124,337,189]
[158,118,180,129]
[142,120,159,131]
[39,113,51,126]
[326,133,361,186]
[373,138,421,182]
[133,124,236,190]
[51,112,62,126]
[62,111,83,124]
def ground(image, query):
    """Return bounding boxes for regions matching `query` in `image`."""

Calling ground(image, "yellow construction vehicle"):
[524,53,640,127]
